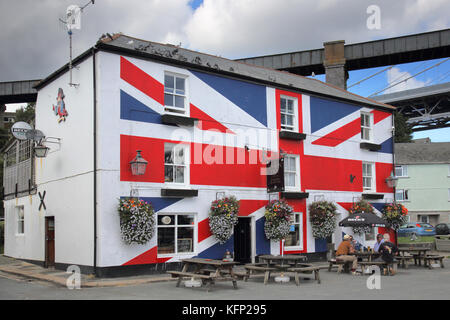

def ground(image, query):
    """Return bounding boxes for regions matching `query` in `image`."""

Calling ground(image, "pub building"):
[2,34,395,276]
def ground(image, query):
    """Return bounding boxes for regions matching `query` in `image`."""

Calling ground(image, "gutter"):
[92,47,98,276]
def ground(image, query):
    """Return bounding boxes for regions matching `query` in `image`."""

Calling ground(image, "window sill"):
[360,142,381,152]
[161,188,198,197]
[280,192,309,199]
[279,131,306,141]
[161,114,197,126]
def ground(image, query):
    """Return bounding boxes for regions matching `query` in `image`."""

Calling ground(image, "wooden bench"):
[243,264,278,285]
[358,261,399,276]
[287,266,321,285]
[423,255,445,269]
[328,259,351,273]
[396,255,414,269]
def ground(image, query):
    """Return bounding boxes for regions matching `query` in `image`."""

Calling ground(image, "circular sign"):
[161,216,172,225]
[25,129,45,142]
[11,122,33,140]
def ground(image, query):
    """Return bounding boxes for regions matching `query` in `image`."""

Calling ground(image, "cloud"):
[384,67,430,94]
[0,0,449,82]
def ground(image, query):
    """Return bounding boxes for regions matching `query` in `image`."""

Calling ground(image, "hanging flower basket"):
[208,196,239,244]
[382,203,408,230]
[264,200,293,241]
[348,199,374,235]
[118,198,155,245]
[309,201,338,239]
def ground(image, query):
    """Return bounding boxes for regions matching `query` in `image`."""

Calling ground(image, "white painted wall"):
[4,55,95,267]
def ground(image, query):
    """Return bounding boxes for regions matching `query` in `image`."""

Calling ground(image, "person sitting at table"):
[373,233,384,252]
[336,234,358,275]
[374,234,399,275]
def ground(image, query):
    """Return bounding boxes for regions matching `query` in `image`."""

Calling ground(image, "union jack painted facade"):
[3,34,395,275]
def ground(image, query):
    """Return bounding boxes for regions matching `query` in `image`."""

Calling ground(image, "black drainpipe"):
[92,47,98,276]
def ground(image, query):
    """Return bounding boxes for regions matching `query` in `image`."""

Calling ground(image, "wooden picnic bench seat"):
[328,259,351,273]
[167,271,214,287]
[358,261,399,276]
[287,266,321,285]
[423,255,445,269]
[243,264,278,285]
[395,255,414,269]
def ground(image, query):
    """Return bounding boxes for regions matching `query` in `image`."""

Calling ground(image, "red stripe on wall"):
[238,200,268,217]
[372,110,391,124]
[311,118,361,147]
[336,202,353,212]
[302,155,362,192]
[190,103,235,134]
[376,162,394,194]
[198,218,212,243]
[120,56,164,105]
[122,246,173,266]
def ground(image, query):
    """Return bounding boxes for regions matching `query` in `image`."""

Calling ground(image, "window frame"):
[283,154,300,192]
[280,95,299,133]
[16,206,24,235]
[395,165,408,178]
[360,112,373,142]
[156,213,196,257]
[164,143,190,187]
[284,212,303,251]
[395,189,409,202]
[164,72,189,116]
[362,162,375,192]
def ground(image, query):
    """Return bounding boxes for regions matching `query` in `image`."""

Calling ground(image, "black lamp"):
[34,143,50,158]
[130,150,148,176]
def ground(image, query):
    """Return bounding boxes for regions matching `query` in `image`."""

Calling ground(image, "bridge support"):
[323,40,348,90]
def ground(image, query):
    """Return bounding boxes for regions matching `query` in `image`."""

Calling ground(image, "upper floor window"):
[396,189,409,201]
[361,112,373,142]
[164,143,189,186]
[395,165,408,177]
[164,73,187,115]
[284,154,300,191]
[362,162,375,191]
[280,96,298,132]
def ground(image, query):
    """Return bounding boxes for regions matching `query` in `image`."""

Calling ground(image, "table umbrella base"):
[274,275,290,283]
[184,278,202,288]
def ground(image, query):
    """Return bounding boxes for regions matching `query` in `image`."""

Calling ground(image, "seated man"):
[375,234,399,275]
[373,233,384,252]
[335,234,358,275]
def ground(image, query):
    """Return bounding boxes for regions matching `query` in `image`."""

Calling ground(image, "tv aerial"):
[59,0,95,87]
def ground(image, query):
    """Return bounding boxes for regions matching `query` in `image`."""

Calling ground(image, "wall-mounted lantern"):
[34,143,50,158]
[130,150,148,176]
[385,172,398,188]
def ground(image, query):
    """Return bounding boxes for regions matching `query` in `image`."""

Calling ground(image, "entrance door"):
[45,217,55,268]
[234,218,251,264]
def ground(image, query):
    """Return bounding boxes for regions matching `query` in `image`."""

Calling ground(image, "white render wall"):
[4,55,95,267]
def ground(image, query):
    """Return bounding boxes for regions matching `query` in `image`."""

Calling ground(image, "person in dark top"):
[375,234,399,275]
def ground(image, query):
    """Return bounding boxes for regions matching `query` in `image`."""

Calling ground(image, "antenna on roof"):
[59,1,95,87]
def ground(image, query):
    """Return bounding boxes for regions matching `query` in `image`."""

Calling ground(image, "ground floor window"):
[16,206,24,235]
[285,212,303,250]
[157,213,195,255]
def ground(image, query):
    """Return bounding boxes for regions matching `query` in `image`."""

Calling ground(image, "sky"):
[1,0,449,141]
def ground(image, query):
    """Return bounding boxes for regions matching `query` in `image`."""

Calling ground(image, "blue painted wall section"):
[310,96,360,133]
[314,238,328,252]
[191,70,267,126]
[256,217,270,255]
[120,90,161,124]
[379,137,393,154]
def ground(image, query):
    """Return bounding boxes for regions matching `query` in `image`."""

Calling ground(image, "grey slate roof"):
[97,34,395,111]
[395,142,450,164]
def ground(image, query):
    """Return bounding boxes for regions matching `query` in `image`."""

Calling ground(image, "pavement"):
[0,251,448,289]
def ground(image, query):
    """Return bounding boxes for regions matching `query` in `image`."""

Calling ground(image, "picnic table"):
[398,248,430,266]
[350,251,380,262]
[258,254,307,268]
[167,258,239,292]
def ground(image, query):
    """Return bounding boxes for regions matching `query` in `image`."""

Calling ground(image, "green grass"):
[397,235,435,244]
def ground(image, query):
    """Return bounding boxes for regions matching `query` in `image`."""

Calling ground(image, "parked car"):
[397,222,436,237]
[435,223,450,235]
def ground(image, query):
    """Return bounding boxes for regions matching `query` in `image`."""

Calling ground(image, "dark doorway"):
[45,217,55,268]
[234,218,251,264]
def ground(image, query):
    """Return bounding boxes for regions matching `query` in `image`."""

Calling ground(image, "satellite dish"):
[11,122,33,141]
[25,129,45,142]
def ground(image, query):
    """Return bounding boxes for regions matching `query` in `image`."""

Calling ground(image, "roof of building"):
[35,33,395,112]
[395,142,450,164]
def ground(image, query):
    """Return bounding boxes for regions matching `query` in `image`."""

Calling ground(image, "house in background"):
[395,140,450,225]
[3,34,395,276]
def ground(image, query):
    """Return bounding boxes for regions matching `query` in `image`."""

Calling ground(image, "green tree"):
[14,103,35,123]
[394,111,413,143]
